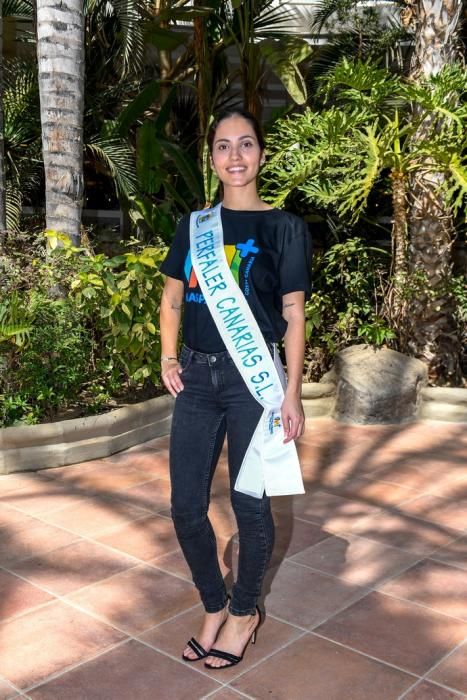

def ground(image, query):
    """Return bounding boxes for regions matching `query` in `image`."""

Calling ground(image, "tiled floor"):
[0,417,466,699]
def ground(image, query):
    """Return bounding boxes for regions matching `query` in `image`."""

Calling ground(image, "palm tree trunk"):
[390,169,408,277]
[406,0,463,384]
[0,0,7,248]
[37,0,85,246]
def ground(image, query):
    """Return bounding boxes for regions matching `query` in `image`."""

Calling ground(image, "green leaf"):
[145,26,189,52]
[159,138,205,203]
[117,81,160,136]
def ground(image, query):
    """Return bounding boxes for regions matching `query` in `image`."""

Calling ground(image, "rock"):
[319,368,337,385]
[333,345,427,424]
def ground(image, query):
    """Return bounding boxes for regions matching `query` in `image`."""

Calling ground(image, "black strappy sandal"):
[204,606,262,670]
[182,595,231,662]
[182,637,208,662]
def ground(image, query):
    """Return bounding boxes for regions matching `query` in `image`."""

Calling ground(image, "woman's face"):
[210,116,263,189]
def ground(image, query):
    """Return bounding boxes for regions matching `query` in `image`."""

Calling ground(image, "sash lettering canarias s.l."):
[189,203,305,499]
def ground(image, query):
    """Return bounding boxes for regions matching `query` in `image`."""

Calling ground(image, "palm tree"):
[0,0,6,245]
[37,0,85,246]
[405,0,465,384]
[260,59,467,354]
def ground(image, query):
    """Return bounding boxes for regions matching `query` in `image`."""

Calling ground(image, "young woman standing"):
[159,109,311,669]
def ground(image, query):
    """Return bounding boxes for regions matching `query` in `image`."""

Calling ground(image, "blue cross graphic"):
[237,239,259,258]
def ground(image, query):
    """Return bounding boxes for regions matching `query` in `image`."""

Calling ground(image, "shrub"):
[305,237,395,380]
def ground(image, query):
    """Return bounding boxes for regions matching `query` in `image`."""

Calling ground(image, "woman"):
[159,108,311,669]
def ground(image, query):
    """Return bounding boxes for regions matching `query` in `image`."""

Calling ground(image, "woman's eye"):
[242,141,253,148]
[218,143,229,151]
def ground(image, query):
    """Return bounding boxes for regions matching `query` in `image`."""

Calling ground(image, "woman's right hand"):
[161,360,184,398]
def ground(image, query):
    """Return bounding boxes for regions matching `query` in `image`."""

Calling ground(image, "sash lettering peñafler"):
[190,204,305,498]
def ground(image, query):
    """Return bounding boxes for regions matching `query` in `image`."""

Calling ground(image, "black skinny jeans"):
[169,345,275,616]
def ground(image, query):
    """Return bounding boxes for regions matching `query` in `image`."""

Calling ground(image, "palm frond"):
[85,137,137,198]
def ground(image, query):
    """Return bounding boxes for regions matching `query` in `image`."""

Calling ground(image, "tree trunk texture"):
[37,0,85,246]
[390,169,408,277]
[406,0,463,384]
[0,0,7,247]
[193,2,210,153]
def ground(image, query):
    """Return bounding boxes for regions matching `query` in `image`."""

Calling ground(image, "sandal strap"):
[187,637,207,659]
[207,647,241,665]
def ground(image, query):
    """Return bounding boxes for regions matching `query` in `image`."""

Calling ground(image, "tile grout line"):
[18,637,132,696]
[285,555,467,624]
[309,628,422,680]
[396,636,467,700]
[136,623,309,687]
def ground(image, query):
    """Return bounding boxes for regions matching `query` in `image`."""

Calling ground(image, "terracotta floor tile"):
[95,514,179,562]
[315,590,467,675]
[272,514,331,561]
[231,633,414,700]
[290,532,420,587]
[38,496,149,537]
[111,477,171,513]
[67,564,199,634]
[10,539,137,596]
[0,600,125,689]
[51,463,160,495]
[41,459,109,480]
[430,537,467,571]
[263,560,368,629]
[0,678,21,700]
[351,510,459,555]
[379,559,467,621]
[0,481,90,516]
[0,505,38,532]
[366,464,466,495]
[402,680,466,699]
[102,451,171,479]
[329,476,422,507]
[140,605,303,682]
[0,520,81,566]
[274,489,381,533]
[0,473,57,496]
[428,643,467,695]
[399,495,467,532]
[27,639,219,700]
[0,570,53,621]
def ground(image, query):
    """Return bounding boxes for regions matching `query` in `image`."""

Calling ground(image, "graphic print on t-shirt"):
[184,239,259,304]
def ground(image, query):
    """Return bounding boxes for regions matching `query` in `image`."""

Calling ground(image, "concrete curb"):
[0,395,174,475]
[1,384,465,475]
[418,387,467,422]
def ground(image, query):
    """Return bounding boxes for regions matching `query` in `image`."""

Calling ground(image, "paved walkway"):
[0,418,466,699]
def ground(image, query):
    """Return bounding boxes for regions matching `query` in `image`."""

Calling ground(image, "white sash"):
[189,203,305,498]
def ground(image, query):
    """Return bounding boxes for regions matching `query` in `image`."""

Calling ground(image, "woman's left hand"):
[281,392,305,444]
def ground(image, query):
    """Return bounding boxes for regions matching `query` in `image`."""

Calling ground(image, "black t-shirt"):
[160,206,312,353]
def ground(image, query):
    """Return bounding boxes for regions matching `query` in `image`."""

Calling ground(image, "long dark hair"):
[207,108,266,153]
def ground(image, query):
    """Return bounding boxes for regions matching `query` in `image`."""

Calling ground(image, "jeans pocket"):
[179,346,193,372]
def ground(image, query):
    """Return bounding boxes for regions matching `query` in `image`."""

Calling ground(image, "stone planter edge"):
[1,384,466,476]
[0,395,174,475]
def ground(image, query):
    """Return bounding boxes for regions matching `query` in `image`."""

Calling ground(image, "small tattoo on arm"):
[171,303,182,311]
[283,303,295,309]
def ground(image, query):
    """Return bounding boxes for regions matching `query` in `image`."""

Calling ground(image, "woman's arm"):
[281,290,306,443]
[160,276,185,398]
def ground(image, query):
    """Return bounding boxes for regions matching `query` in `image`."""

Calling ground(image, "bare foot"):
[182,605,229,660]
[205,610,260,668]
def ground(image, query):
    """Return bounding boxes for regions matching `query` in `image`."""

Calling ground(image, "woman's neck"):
[221,185,271,211]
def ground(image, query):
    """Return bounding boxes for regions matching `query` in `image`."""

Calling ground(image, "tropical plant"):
[404,0,465,384]
[304,237,394,380]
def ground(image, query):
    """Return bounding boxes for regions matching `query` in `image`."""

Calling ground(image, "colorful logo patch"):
[184,239,259,291]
